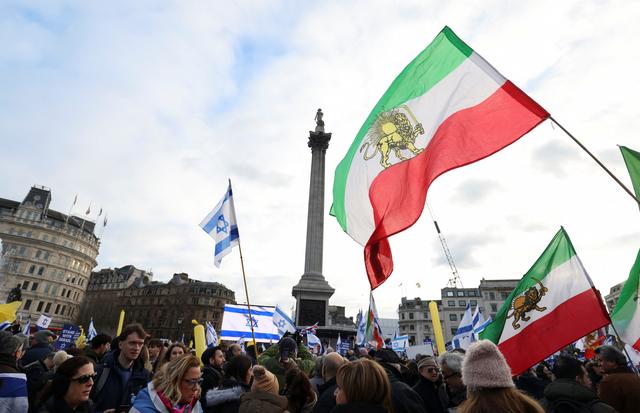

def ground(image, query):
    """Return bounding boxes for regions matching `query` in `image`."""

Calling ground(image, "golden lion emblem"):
[359,105,425,168]
[507,278,549,330]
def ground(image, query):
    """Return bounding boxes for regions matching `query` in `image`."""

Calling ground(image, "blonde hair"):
[459,387,545,413]
[152,354,200,404]
[335,359,394,413]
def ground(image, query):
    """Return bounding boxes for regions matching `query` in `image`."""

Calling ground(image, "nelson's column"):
[292,109,335,328]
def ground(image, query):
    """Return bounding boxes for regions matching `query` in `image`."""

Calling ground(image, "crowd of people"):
[1,323,640,413]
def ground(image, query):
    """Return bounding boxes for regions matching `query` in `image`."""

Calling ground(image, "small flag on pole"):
[22,319,30,336]
[272,305,296,337]
[87,318,97,342]
[200,181,240,268]
[73,195,77,206]
[103,214,108,227]
[355,309,366,346]
[85,202,91,215]
[206,321,218,348]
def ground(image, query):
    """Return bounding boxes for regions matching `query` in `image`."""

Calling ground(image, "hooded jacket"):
[378,362,427,413]
[540,378,616,413]
[130,382,203,413]
[205,378,250,413]
[597,366,640,413]
[238,390,288,413]
[312,377,338,413]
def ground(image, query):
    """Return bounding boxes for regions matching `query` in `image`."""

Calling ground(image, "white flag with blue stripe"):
[220,304,280,343]
[22,319,30,336]
[200,181,240,268]
[272,305,296,337]
[452,303,474,349]
[87,318,97,342]
[206,321,218,347]
[355,309,366,346]
[472,306,491,336]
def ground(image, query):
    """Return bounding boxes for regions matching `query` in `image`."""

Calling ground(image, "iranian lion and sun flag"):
[331,26,640,371]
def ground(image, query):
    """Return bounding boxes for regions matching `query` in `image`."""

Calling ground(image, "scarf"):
[157,389,198,413]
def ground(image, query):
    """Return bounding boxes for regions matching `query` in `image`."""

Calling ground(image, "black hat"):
[279,337,297,358]
[374,348,401,364]
[201,347,217,365]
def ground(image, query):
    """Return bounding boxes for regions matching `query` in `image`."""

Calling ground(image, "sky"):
[1,1,640,320]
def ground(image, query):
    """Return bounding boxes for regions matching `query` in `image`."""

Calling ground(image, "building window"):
[469,291,477,296]
[28,265,35,274]
[447,300,455,307]
[44,303,51,313]
[31,283,39,291]
[409,313,414,320]
[61,288,66,297]
[24,300,32,310]
[401,313,405,320]
[449,314,457,321]
[451,328,457,335]
[501,292,509,300]
[489,292,496,300]
[36,301,44,312]
[43,284,50,294]
[446,291,454,297]
[458,300,466,307]
[37,267,45,276]
[409,324,415,330]
[35,250,42,259]
[457,291,464,297]
[55,304,60,315]
[470,300,477,306]
[51,286,58,296]
[61,305,66,315]
[491,303,498,312]
[22,281,29,290]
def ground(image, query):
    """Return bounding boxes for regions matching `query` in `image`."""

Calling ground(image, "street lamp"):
[177,317,183,341]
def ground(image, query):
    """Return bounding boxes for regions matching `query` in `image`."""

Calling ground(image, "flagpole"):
[550,117,640,206]
[231,179,260,357]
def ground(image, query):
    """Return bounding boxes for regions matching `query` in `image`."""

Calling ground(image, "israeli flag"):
[272,305,296,337]
[220,304,280,343]
[200,181,240,268]
[391,335,409,351]
[87,318,97,342]
[307,332,322,353]
[472,306,492,335]
[22,319,30,336]
[355,309,366,346]
[206,321,218,347]
[452,304,474,349]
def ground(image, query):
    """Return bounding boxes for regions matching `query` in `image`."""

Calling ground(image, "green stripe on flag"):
[611,249,640,331]
[331,26,473,230]
[620,146,640,202]
[481,227,577,343]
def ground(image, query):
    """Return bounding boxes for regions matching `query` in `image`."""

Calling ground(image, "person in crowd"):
[412,355,445,413]
[53,351,73,372]
[515,367,547,400]
[130,354,202,413]
[36,356,95,413]
[439,351,467,409]
[226,344,242,362]
[84,334,112,366]
[160,343,188,368]
[585,360,603,393]
[459,340,544,413]
[402,360,420,387]
[284,368,317,413]
[90,323,151,412]
[238,365,288,413]
[539,355,616,413]
[373,348,426,413]
[24,351,55,413]
[332,358,393,413]
[0,331,28,412]
[259,336,315,389]
[345,349,356,361]
[312,352,347,413]
[594,345,640,413]
[206,354,253,413]
[147,339,165,375]
[309,356,325,392]
[22,330,55,365]
[356,347,369,359]
[67,348,85,358]
[536,363,553,384]
[200,346,225,405]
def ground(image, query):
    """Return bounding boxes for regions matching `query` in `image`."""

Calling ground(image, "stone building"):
[0,186,100,328]
[81,269,235,339]
[398,297,443,345]
[604,281,625,312]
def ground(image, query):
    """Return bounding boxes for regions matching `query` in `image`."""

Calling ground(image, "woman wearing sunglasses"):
[131,354,202,413]
[412,356,446,413]
[37,355,96,412]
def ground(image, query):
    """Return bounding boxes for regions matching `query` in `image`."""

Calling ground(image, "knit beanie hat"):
[252,365,279,395]
[417,356,437,371]
[462,340,514,390]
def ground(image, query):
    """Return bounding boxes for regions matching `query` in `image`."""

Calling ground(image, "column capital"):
[308,131,331,151]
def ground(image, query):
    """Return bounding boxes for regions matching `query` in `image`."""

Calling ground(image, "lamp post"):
[177,317,183,342]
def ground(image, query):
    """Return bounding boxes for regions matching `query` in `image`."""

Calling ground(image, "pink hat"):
[462,340,514,390]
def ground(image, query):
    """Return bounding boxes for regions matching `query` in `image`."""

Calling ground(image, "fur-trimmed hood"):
[206,385,245,408]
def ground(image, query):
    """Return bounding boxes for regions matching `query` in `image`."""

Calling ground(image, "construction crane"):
[427,204,463,288]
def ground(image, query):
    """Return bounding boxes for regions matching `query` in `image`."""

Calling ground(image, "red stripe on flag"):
[498,288,609,375]
[364,82,549,289]
[633,338,640,353]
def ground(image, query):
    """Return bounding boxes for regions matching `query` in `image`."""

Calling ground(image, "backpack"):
[548,398,609,413]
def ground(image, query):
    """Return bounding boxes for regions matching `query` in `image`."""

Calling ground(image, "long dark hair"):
[225,354,252,384]
[285,368,315,413]
[37,356,93,406]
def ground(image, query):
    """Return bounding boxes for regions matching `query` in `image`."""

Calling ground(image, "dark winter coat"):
[379,363,427,413]
[83,347,101,366]
[200,364,224,405]
[598,366,640,413]
[24,358,53,413]
[21,343,53,366]
[515,371,548,400]
[238,390,288,413]
[311,377,337,413]
[329,402,389,413]
[205,378,250,413]
[258,343,315,390]
[37,396,94,413]
[89,349,151,412]
[412,376,445,413]
[540,378,616,413]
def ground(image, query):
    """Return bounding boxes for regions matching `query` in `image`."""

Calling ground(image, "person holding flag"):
[206,321,218,348]
[258,335,314,390]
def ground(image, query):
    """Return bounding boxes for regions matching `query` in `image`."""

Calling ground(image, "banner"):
[391,335,409,351]
[219,304,279,343]
[36,314,52,329]
[55,324,81,350]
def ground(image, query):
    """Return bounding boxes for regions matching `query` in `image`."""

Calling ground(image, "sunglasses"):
[425,367,439,373]
[71,373,97,384]
[183,378,204,388]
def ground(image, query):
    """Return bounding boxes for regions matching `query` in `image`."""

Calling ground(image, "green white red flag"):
[480,228,609,375]
[365,292,384,349]
[610,250,640,351]
[330,26,549,289]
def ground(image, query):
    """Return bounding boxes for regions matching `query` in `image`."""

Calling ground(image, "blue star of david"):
[277,319,286,329]
[216,214,229,234]
[244,315,258,328]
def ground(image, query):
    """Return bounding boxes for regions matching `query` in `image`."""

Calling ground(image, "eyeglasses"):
[425,367,439,373]
[71,374,97,384]
[183,378,203,388]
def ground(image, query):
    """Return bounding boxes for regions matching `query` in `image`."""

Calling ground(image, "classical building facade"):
[604,281,625,312]
[0,186,99,328]
[81,269,236,339]
[398,297,443,345]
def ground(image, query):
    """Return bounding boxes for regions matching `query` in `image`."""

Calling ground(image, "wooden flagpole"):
[550,116,640,206]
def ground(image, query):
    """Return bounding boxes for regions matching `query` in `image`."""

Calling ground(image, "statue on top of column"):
[315,109,325,133]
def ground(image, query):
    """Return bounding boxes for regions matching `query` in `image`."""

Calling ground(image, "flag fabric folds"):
[219,304,279,343]
[365,292,384,349]
[0,301,22,331]
[200,181,240,268]
[452,304,474,349]
[472,306,492,336]
[87,318,97,342]
[22,319,30,336]
[272,305,296,337]
[355,309,366,346]
[206,321,219,348]
[620,146,640,200]
[331,26,549,289]
[480,228,609,375]
[611,249,640,351]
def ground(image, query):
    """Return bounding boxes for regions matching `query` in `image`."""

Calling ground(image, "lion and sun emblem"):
[360,105,425,168]
[507,278,549,330]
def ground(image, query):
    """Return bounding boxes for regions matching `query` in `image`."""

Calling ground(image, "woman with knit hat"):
[238,365,288,413]
[459,340,544,413]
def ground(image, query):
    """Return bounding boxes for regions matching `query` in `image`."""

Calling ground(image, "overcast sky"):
[2,1,640,320]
